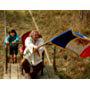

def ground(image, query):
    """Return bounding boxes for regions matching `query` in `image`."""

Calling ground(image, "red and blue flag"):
[50,29,90,58]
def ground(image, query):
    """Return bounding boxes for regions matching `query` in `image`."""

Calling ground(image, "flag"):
[50,29,77,48]
[80,45,90,58]
[50,29,90,58]
[74,32,87,39]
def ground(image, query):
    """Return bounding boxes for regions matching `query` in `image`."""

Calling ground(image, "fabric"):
[22,59,30,73]
[4,33,20,55]
[21,31,31,52]
[5,34,19,46]
[23,37,44,65]
[80,45,90,58]
[66,38,90,57]
[50,29,77,48]
[9,45,18,55]
[74,32,87,39]
[51,29,90,58]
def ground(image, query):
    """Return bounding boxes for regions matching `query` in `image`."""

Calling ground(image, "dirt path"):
[3,61,59,79]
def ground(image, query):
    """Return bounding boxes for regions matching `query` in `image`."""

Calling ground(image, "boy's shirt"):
[4,34,19,46]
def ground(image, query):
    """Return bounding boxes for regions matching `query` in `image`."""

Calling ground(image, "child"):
[5,29,19,63]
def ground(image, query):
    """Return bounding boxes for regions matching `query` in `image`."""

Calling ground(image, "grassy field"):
[0,10,90,78]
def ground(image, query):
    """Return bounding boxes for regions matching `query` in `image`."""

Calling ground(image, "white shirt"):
[23,37,44,65]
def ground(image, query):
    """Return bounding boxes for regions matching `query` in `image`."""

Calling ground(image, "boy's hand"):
[12,42,15,44]
[6,42,9,45]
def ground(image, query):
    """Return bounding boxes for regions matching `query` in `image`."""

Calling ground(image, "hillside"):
[0,10,90,78]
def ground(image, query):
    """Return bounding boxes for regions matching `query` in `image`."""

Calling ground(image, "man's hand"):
[33,46,40,56]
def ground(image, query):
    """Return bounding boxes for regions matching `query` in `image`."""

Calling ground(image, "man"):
[21,30,44,78]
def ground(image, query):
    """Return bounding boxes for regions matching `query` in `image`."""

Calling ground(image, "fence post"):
[53,46,57,72]
[5,46,8,73]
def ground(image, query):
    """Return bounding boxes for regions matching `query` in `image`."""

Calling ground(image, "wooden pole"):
[4,10,7,38]
[28,10,52,65]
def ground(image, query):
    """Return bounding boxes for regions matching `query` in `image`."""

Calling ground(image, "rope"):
[4,10,9,75]
[28,10,52,65]
[4,10,7,38]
